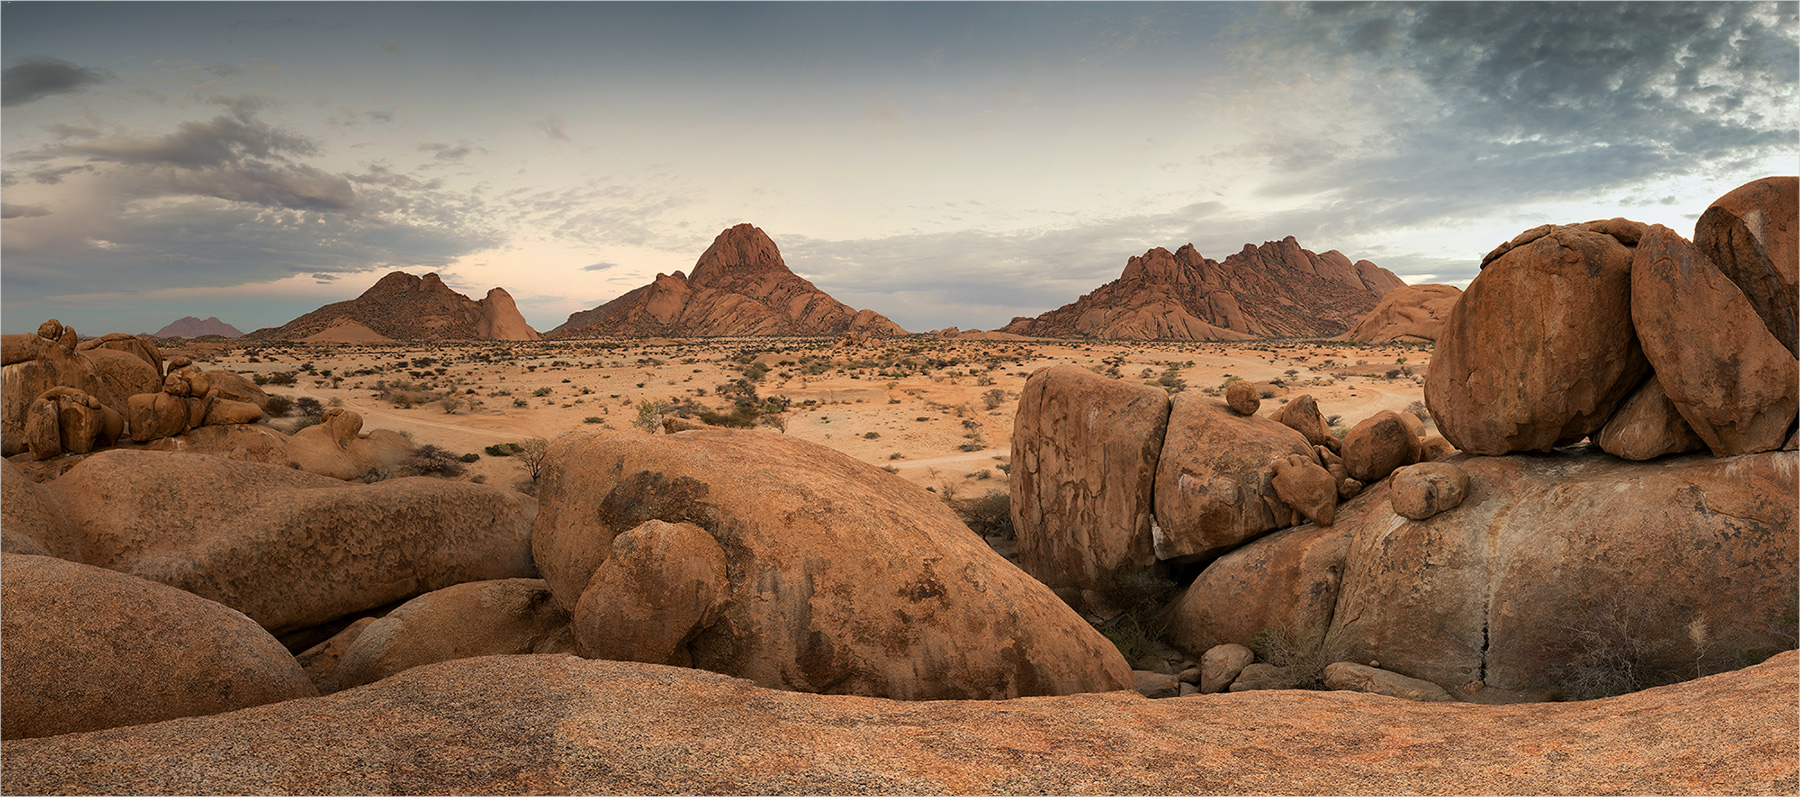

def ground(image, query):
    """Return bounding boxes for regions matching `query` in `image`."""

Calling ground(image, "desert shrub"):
[458,453,480,463]
[953,491,1013,539]
[1092,565,1179,670]
[265,394,294,418]
[533,387,552,397]
[392,445,466,479]
[252,374,269,386]
[759,413,789,433]
[516,437,550,481]
[1247,622,1355,691]
[267,371,298,386]
[485,442,522,457]
[584,416,603,424]
[981,388,1006,410]
[512,398,528,408]
[634,400,670,432]
[863,431,880,439]
[440,396,463,414]
[1259,387,1277,399]
[1405,400,1431,425]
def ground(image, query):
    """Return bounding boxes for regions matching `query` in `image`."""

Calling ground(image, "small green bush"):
[584,416,603,424]
[485,443,523,457]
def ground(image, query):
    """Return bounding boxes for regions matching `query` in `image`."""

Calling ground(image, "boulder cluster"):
[1013,176,1798,702]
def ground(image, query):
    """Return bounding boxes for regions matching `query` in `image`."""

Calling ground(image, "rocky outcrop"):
[1631,224,1798,456]
[570,520,729,667]
[1167,515,1360,659]
[324,579,572,693]
[550,224,907,338]
[141,410,413,481]
[1342,283,1462,343]
[1,320,159,457]
[247,272,541,342]
[1425,223,1649,455]
[1,553,315,741]
[1001,236,1405,340]
[152,316,244,338]
[1387,461,1469,520]
[1153,394,1319,560]
[5,651,1792,794]
[1694,176,1797,355]
[532,427,1131,699]
[24,450,538,635]
[1010,365,1168,590]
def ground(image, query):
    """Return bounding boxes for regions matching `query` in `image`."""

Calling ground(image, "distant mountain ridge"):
[549,224,906,338]
[1001,236,1406,340]
[153,316,243,338]
[246,272,541,342]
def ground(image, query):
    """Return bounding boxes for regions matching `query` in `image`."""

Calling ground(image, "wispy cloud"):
[2,58,113,106]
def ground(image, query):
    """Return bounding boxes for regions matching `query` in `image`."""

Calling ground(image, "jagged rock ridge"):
[247,272,541,342]
[1001,236,1406,340]
[549,224,906,338]
[152,317,243,339]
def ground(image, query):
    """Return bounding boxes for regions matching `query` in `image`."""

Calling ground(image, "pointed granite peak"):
[689,224,789,288]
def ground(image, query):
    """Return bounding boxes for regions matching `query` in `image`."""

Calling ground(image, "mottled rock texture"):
[1010,365,1168,589]
[2,652,1791,794]
[1153,393,1317,560]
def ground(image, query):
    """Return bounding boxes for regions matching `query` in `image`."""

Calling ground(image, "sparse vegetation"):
[1247,622,1356,691]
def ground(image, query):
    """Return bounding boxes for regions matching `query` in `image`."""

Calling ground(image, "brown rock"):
[1388,462,1470,520]
[1132,670,1181,699]
[1199,643,1256,694]
[1001,237,1406,340]
[295,616,376,691]
[1268,394,1336,449]
[1327,448,1796,694]
[1694,176,1798,355]
[1153,394,1319,560]
[661,415,718,433]
[1225,379,1261,415]
[1595,375,1706,460]
[4,652,1793,794]
[532,428,1130,699]
[1342,410,1420,483]
[1631,225,1798,456]
[40,449,537,634]
[1,553,316,741]
[1167,518,1357,660]
[1426,224,1649,454]
[1227,662,1285,692]
[22,386,121,459]
[169,365,271,410]
[153,316,244,339]
[1269,453,1338,526]
[1343,283,1463,343]
[0,458,78,559]
[1397,409,1425,439]
[1337,477,1364,500]
[1323,662,1454,702]
[247,271,542,342]
[571,520,729,667]
[140,417,413,482]
[1,327,144,456]
[329,579,571,693]
[550,225,906,338]
[1010,365,1168,589]
[126,376,193,442]
[1418,435,1459,462]
[75,332,163,375]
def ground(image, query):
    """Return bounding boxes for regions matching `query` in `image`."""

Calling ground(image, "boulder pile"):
[1013,176,1798,702]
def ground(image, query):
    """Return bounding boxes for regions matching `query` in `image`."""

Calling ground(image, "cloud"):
[581,261,621,272]
[379,40,408,57]
[21,164,96,185]
[1,203,52,219]
[56,113,318,168]
[2,58,112,107]
[416,141,481,162]
[533,115,571,142]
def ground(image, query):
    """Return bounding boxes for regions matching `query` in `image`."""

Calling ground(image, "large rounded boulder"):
[1152,393,1318,560]
[36,449,538,634]
[1631,224,1798,456]
[325,578,572,693]
[1010,364,1169,590]
[1,553,316,741]
[1425,223,1649,454]
[1694,176,1797,355]
[532,428,1132,700]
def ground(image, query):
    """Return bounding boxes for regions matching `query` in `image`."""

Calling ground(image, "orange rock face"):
[1,553,316,741]
[1001,236,1405,340]
[1153,394,1318,560]
[248,271,542,341]
[550,224,907,338]
[1425,224,1648,454]
[11,650,1789,794]
[1694,176,1798,355]
[532,428,1131,699]
[1343,283,1463,343]
[1010,365,1168,590]
[1631,225,1798,456]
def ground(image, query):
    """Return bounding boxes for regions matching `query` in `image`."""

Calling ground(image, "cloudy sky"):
[3,2,1795,335]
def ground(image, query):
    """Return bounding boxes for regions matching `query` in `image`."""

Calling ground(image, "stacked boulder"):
[1149,176,1798,701]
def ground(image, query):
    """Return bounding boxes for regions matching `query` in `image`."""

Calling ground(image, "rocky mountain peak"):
[688,224,789,288]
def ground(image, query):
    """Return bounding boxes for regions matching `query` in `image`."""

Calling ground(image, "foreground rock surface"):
[26,450,537,634]
[1,554,315,741]
[2,652,1792,794]
[534,428,1131,699]
[1010,365,1168,589]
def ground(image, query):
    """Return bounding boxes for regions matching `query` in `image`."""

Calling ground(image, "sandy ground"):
[167,335,1432,496]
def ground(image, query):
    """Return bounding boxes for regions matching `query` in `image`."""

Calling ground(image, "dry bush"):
[1248,622,1355,690]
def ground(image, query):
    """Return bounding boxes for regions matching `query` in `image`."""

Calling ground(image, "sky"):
[2,2,1795,336]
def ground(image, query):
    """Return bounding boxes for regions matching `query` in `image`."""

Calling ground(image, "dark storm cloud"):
[57,113,317,168]
[2,58,112,106]
[1,203,52,219]
[1244,2,1797,212]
